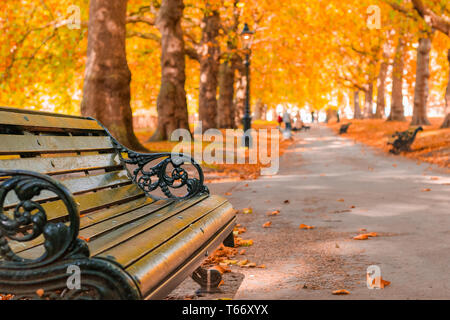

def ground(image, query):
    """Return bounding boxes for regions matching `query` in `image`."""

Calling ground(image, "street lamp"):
[240,23,254,148]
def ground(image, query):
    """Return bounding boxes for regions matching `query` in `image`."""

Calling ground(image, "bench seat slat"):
[4,170,132,207]
[127,199,235,297]
[87,195,208,256]
[0,135,114,155]
[0,153,122,175]
[8,198,169,255]
[95,196,227,266]
[0,109,103,131]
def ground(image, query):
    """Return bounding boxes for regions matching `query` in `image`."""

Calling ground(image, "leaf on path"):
[430,177,440,181]
[299,224,315,230]
[351,205,356,209]
[353,234,369,240]
[262,221,272,228]
[257,264,266,269]
[367,232,378,237]
[218,280,225,287]
[337,198,345,202]
[267,210,280,216]
[236,238,254,247]
[212,265,231,274]
[222,259,238,265]
[421,188,431,192]
[332,289,350,295]
[239,249,246,255]
[359,228,367,232]
[237,259,249,266]
[284,200,290,204]
[225,192,232,196]
[370,277,391,289]
[392,164,397,168]
[242,208,253,214]
[36,289,45,297]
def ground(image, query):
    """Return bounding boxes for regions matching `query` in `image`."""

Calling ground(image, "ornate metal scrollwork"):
[0,170,85,268]
[121,150,209,200]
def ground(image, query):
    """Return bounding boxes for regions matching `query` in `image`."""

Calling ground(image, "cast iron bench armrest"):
[89,118,209,200]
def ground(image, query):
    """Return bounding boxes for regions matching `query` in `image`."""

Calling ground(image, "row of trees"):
[1,0,449,150]
[330,0,449,128]
[82,0,258,150]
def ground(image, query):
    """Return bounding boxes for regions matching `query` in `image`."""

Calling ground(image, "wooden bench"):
[388,126,423,155]
[0,106,236,300]
[339,123,352,135]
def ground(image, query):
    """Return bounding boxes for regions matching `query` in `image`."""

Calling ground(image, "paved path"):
[217,125,450,299]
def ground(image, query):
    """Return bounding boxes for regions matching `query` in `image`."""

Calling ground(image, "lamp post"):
[240,23,254,148]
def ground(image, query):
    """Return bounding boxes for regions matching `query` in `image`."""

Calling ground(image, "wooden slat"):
[130,204,235,297]
[10,197,163,254]
[4,170,132,207]
[77,195,207,257]
[0,153,122,175]
[0,135,114,155]
[94,196,226,266]
[0,110,104,131]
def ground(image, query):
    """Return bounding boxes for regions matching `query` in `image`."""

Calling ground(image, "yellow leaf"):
[332,289,350,295]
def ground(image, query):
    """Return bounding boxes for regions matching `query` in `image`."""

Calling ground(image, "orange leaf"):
[353,234,369,240]
[225,192,232,196]
[262,221,272,228]
[299,224,315,230]
[257,264,266,269]
[36,289,44,297]
[332,289,350,295]
[421,188,431,192]
[267,210,280,216]
[337,198,345,202]
[242,208,253,214]
[239,249,246,255]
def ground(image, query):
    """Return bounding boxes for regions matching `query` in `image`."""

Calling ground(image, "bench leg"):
[223,231,235,248]
[191,267,222,294]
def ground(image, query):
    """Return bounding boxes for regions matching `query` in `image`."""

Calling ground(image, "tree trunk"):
[411,36,432,126]
[217,59,236,128]
[441,49,450,128]
[150,0,190,141]
[388,34,406,122]
[354,90,362,119]
[198,8,220,132]
[81,0,145,151]
[364,82,374,118]
[375,49,388,119]
[234,59,247,128]
[254,99,264,120]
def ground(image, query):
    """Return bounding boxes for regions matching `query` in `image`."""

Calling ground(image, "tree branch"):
[411,0,450,36]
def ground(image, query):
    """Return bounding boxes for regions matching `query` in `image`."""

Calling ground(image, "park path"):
[169,124,450,299]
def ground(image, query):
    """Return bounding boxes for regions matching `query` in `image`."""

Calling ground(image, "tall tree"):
[388,30,407,122]
[410,0,450,128]
[364,82,374,118]
[354,90,363,119]
[411,34,432,125]
[234,58,247,128]
[198,6,221,131]
[443,49,450,128]
[375,45,389,119]
[150,0,190,141]
[81,0,145,151]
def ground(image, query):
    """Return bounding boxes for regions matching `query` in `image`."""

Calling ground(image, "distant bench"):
[339,123,352,135]
[0,106,236,300]
[388,127,423,155]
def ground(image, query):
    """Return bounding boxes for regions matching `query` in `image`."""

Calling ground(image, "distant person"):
[295,112,303,130]
[277,113,283,129]
[311,111,315,123]
[283,110,292,139]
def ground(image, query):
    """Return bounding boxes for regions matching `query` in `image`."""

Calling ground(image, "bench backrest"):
[0,106,146,221]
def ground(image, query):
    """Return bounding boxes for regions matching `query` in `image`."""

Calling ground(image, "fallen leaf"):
[359,228,367,232]
[299,224,315,230]
[36,289,45,297]
[351,205,356,209]
[218,280,225,287]
[430,177,440,181]
[257,264,266,269]
[225,192,232,196]
[332,289,350,295]
[367,232,378,237]
[337,198,345,202]
[239,249,246,255]
[370,277,391,289]
[392,164,397,168]
[267,210,280,216]
[242,208,253,214]
[421,188,431,192]
[262,221,272,228]
[237,259,249,266]
[222,259,238,265]
[353,234,369,240]
[284,200,290,204]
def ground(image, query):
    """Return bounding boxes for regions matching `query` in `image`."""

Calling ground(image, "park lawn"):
[328,118,450,170]
[136,122,294,183]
